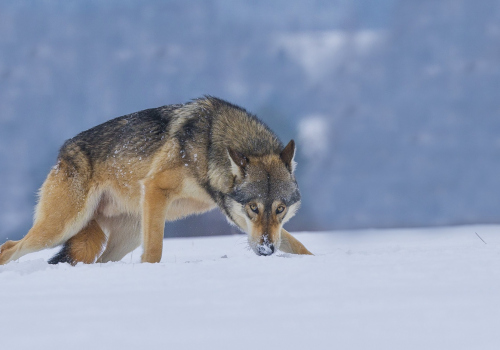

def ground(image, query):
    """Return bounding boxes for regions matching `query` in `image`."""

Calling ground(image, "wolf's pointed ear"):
[280,139,297,173]
[228,148,249,179]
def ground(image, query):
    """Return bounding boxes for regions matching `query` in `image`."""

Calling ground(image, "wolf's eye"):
[276,205,286,214]
[249,203,259,214]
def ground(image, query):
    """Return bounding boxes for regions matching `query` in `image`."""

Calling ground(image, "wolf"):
[0,96,312,265]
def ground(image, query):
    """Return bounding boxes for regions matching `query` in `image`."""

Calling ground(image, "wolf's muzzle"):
[256,243,275,256]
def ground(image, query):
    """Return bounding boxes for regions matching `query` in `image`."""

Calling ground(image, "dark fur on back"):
[203,96,283,156]
[58,104,181,176]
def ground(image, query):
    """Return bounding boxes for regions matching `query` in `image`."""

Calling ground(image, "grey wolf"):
[0,96,312,265]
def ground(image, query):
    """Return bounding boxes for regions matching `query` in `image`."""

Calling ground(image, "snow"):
[1,225,500,349]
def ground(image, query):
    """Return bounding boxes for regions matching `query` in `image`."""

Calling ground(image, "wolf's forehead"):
[241,176,299,205]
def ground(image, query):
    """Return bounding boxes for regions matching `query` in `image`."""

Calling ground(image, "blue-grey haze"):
[1,0,499,240]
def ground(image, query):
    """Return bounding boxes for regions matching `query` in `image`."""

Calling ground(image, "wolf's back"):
[55,97,282,188]
[57,104,182,170]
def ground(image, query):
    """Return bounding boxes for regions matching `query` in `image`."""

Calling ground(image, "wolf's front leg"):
[140,175,176,263]
[279,229,313,255]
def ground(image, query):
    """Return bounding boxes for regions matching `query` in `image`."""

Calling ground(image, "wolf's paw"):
[0,240,18,265]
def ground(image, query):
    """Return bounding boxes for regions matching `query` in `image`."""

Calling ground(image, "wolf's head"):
[226,140,301,256]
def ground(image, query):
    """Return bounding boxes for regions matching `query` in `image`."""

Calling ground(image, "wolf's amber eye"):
[249,203,259,213]
[276,205,286,214]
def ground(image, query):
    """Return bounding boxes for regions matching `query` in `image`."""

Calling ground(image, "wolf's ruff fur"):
[0,97,312,265]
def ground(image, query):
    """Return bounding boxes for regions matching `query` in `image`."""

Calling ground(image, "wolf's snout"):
[257,243,275,256]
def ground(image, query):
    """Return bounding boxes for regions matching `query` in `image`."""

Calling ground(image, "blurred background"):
[1,0,500,241]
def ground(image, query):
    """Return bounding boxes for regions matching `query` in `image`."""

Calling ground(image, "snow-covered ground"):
[1,225,500,350]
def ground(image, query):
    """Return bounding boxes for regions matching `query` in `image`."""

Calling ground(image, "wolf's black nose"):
[257,244,275,256]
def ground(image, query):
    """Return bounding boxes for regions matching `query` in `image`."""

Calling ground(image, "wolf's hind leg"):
[279,229,313,255]
[48,220,107,265]
[0,161,95,265]
[0,219,81,265]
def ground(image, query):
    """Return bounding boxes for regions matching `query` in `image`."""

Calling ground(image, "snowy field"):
[1,225,500,350]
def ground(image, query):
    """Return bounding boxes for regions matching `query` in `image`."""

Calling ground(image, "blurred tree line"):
[1,0,499,239]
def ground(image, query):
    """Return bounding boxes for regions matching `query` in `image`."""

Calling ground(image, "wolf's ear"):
[228,148,248,179]
[280,139,296,173]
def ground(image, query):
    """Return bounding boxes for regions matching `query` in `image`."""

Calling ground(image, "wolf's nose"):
[257,244,275,256]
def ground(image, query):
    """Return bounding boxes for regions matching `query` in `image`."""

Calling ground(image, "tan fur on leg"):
[0,164,95,265]
[279,229,313,255]
[140,170,182,263]
[61,220,107,265]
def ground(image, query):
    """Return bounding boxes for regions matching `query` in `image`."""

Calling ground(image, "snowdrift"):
[1,226,500,349]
